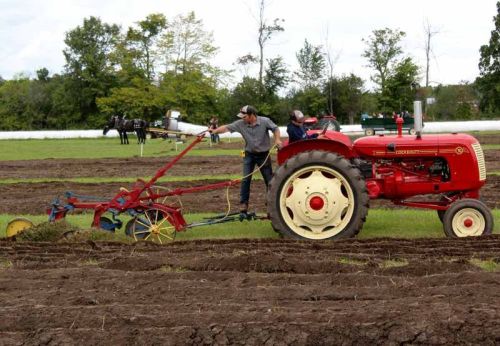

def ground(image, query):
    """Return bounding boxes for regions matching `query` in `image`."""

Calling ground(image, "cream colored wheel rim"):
[452,208,485,237]
[279,165,355,240]
[132,209,176,244]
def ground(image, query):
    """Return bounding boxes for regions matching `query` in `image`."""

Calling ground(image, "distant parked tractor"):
[267,102,493,240]
[362,115,416,136]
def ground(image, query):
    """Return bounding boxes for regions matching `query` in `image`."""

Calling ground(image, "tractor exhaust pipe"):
[413,101,423,138]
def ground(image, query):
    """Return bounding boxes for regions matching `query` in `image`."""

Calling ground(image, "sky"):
[0,0,497,89]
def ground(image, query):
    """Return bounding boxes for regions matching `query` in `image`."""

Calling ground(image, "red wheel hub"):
[463,218,473,228]
[309,196,325,211]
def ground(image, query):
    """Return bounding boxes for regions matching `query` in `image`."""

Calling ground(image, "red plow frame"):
[48,132,247,243]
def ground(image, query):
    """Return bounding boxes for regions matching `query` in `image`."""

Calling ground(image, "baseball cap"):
[237,105,257,118]
[293,110,305,122]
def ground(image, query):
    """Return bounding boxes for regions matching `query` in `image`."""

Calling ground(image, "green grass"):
[469,258,500,272]
[0,174,247,184]
[379,259,409,268]
[1,209,499,240]
[0,137,244,161]
[483,144,500,150]
[0,133,496,161]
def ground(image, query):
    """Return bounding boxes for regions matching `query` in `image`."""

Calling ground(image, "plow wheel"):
[6,218,34,238]
[443,199,493,237]
[125,208,176,244]
[267,151,369,240]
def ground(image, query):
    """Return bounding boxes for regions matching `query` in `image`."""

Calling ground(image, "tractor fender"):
[277,138,354,165]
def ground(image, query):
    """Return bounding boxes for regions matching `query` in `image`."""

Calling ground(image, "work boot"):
[239,203,248,221]
[239,203,248,214]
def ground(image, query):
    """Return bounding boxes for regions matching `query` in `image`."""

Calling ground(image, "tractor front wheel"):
[443,199,493,237]
[364,128,375,136]
[267,151,369,240]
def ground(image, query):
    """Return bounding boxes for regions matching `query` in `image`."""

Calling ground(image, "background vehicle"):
[304,115,341,132]
[147,110,182,139]
[268,102,493,240]
[362,116,416,136]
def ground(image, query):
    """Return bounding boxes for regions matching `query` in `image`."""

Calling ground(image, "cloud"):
[0,0,497,87]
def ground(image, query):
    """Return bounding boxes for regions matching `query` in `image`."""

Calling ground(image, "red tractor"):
[267,105,494,240]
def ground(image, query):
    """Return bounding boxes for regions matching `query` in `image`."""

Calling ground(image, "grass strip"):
[1,209,498,240]
[0,137,245,161]
[0,174,249,184]
[483,144,500,150]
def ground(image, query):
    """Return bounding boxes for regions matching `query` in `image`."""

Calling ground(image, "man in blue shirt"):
[209,105,282,214]
[287,110,319,143]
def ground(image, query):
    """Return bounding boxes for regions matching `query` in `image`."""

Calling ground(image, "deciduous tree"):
[362,28,405,92]
[476,1,500,115]
[125,13,167,82]
[63,16,121,122]
[295,39,325,89]
[256,0,284,86]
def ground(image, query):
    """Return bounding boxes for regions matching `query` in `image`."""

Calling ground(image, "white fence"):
[0,120,499,140]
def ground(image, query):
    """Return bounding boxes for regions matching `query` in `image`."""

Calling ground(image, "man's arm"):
[273,127,282,149]
[210,125,230,134]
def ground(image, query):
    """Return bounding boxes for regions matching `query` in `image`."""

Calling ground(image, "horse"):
[103,115,148,144]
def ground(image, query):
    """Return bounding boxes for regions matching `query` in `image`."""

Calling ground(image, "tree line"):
[0,2,498,131]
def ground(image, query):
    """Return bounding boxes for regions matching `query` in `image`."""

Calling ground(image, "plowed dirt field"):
[0,134,499,344]
[1,238,500,344]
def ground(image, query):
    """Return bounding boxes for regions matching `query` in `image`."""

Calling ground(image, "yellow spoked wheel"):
[6,218,34,238]
[125,208,176,244]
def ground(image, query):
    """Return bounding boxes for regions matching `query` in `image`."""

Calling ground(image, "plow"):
[6,131,267,243]
[5,101,495,241]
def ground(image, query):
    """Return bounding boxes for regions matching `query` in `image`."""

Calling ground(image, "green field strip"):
[2,209,499,240]
[0,174,252,184]
[0,135,496,160]
[483,144,500,150]
[0,137,246,161]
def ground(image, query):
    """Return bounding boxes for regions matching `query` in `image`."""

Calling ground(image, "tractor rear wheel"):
[267,151,369,240]
[443,199,493,237]
[437,210,445,223]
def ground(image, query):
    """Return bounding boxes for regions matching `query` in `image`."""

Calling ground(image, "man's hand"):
[274,140,283,150]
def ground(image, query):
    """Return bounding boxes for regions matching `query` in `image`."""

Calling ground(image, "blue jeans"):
[240,151,273,206]
[210,133,219,143]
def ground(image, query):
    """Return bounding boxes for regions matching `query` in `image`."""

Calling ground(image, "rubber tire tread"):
[267,151,369,240]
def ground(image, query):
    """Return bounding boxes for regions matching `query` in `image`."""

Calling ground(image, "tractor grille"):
[471,143,486,181]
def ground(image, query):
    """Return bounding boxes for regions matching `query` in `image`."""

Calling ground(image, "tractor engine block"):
[356,158,451,199]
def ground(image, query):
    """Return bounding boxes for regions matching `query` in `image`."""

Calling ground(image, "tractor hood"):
[353,133,480,159]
